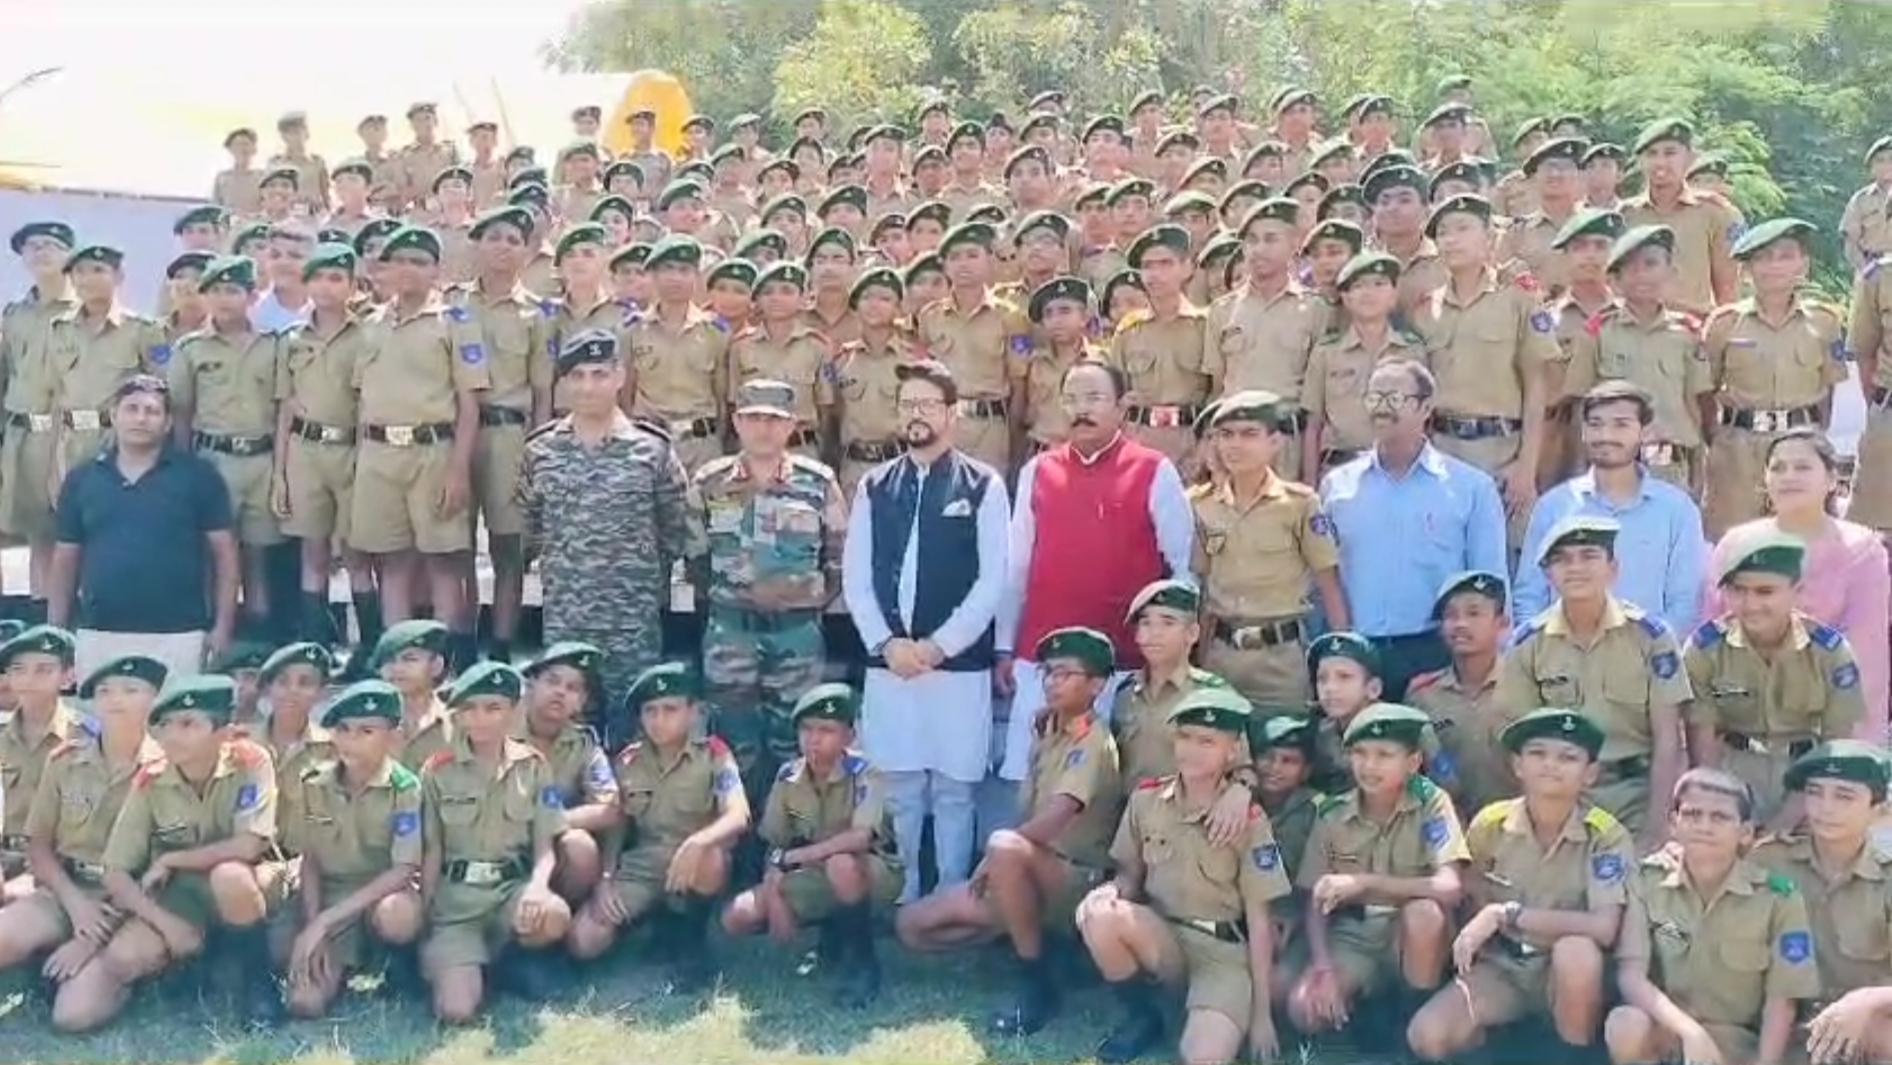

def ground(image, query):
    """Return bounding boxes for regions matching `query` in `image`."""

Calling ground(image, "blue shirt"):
[1512,467,1706,635]
[1319,443,1508,638]
[250,289,310,333]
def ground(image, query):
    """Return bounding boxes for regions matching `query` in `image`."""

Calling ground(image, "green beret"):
[370,618,449,670]
[1126,578,1200,622]
[1438,74,1472,94]
[1274,88,1316,114]
[1716,530,1806,586]
[1424,193,1493,239]
[911,145,948,170]
[1004,144,1053,178]
[869,212,908,242]
[603,159,645,186]
[315,228,352,247]
[1034,626,1116,677]
[1363,164,1427,204]
[1686,155,1729,182]
[589,195,636,223]
[760,194,808,224]
[1581,142,1627,166]
[807,225,856,260]
[1220,180,1271,210]
[709,257,759,291]
[1303,218,1365,255]
[1537,514,1621,566]
[1082,115,1125,142]
[302,242,358,282]
[1281,172,1330,202]
[734,378,797,418]
[611,243,655,272]
[10,220,74,255]
[1358,150,1415,185]
[1632,117,1694,155]
[173,205,227,234]
[445,661,525,707]
[964,204,1007,226]
[556,329,618,375]
[1027,275,1090,323]
[900,202,947,232]
[1784,740,1890,801]
[1020,112,1060,138]
[1105,177,1157,208]
[1159,131,1204,158]
[735,228,789,260]
[78,654,168,699]
[1336,251,1401,291]
[1182,157,1230,186]
[708,143,744,169]
[149,674,237,726]
[469,205,534,243]
[1013,209,1072,245]
[320,680,403,729]
[676,161,715,185]
[1198,233,1242,271]
[430,166,473,193]
[1499,707,1605,759]
[1731,217,1816,261]
[224,127,257,148]
[1511,116,1551,147]
[1191,398,1224,441]
[352,217,403,255]
[1342,94,1395,122]
[261,165,300,189]
[903,252,945,285]
[625,661,699,709]
[729,112,762,130]
[1167,687,1252,735]
[1551,208,1628,252]
[507,183,550,211]
[1343,702,1431,748]
[1126,223,1191,267]
[940,221,999,255]
[0,620,23,646]
[647,234,704,270]
[819,184,869,218]
[166,250,217,279]
[64,244,124,272]
[1210,389,1287,431]
[754,259,808,292]
[1550,113,1587,133]
[1524,137,1587,177]
[656,180,706,212]
[1307,631,1380,678]
[198,254,258,292]
[1099,268,1146,309]
[259,641,334,685]
[850,266,903,307]
[1432,570,1507,619]
[1866,136,1892,165]
[1128,90,1164,115]
[1254,713,1318,752]
[526,640,604,683]
[944,121,986,151]
[1428,162,1483,199]
[681,114,715,134]
[1605,224,1675,271]
[1422,101,1471,129]
[555,223,609,263]
[213,641,274,673]
[1196,93,1239,119]
[862,123,906,146]
[378,225,442,263]
[792,682,858,726]
[1237,197,1300,238]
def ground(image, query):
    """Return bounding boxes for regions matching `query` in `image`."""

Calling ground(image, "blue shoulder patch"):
[538,298,557,318]
[712,315,730,333]
[1778,929,1812,965]
[1421,816,1449,848]
[148,343,172,366]
[1690,619,1724,649]
[1809,622,1844,651]
[776,759,799,782]
[1506,620,1543,650]
[539,785,564,809]
[1008,334,1032,357]
[236,783,260,811]
[1833,662,1860,690]
[1529,309,1554,334]
[1726,220,1748,245]
[842,753,867,777]
[391,809,419,837]
[1591,852,1625,884]
[444,304,471,323]
[1636,613,1668,639]
[1250,843,1281,871]
[1831,337,1852,364]
[1651,651,1679,680]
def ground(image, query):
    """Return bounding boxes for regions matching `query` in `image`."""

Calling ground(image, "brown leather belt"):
[290,416,355,445]
[845,439,906,463]
[957,397,1009,419]
[193,431,273,456]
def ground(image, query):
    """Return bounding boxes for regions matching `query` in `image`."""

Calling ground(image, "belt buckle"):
[1641,443,1675,466]
[1148,405,1181,429]
[385,424,416,447]
[464,861,502,886]
[72,860,104,881]
[28,413,54,433]
[668,418,696,436]
[1753,410,1780,433]
[68,409,101,432]
[320,425,348,444]
[956,399,983,418]
[1230,626,1263,650]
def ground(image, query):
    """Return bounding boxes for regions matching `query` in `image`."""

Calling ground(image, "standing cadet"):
[1364,164,1449,315]
[267,112,329,215]
[914,221,1032,473]
[1018,276,1103,457]
[566,663,750,990]
[75,676,284,1029]
[690,379,847,793]
[1683,531,1864,828]
[277,679,426,1018]
[1841,136,1892,270]
[46,245,166,500]
[1109,224,1211,471]
[214,129,265,217]
[1497,137,1588,293]
[419,663,570,1022]
[727,262,834,461]
[0,625,82,900]
[4,220,78,612]
[622,110,673,196]
[1406,571,1513,815]
[373,619,454,770]
[1300,252,1426,481]
[1621,119,1741,314]
[395,103,459,214]
[622,236,732,472]
[322,159,382,241]
[1495,516,1693,843]
[518,642,617,906]
[1406,708,1631,1060]
[1848,223,1892,535]
[163,251,215,340]
[804,227,864,349]
[350,226,487,665]
[549,223,634,417]
[1192,392,1345,709]
[1700,218,1848,538]
[520,332,693,739]
[1109,579,1233,788]
[828,267,918,496]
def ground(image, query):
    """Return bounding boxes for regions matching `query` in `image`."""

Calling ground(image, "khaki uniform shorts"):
[1325,909,1403,997]
[421,881,520,971]
[349,440,471,556]
[208,450,284,546]
[955,415,1010,476]
[778,853,903,923]
[472,421,527,537]
[981,855,1104,931]
[1460,950,1554,1026]
[0,427,57,540]
[15,883,108,939]
[157,858,295,927]
[281,436,357,541]
[1849,410,1892,532]
[1588,773,1651,840]
[605,843,681,924]
[1173,923,1256,1030]
[274,874,399,968]
[1201,638,1312,710]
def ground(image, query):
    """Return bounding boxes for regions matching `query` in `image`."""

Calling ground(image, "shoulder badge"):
[1115,308,1153,333]
[1583,311,1606,337]
[1469,799,1511,831]
[1512,271,1540,293]
[841,752,867,777]
[706,735,731,758]
[229,738,268,767]
[1406,774,1439,801]
[1583,805,1624,836]
[48,738,82,762]
[1633,610,1667,639]
[1808,621,1844,652]
[1316,792,1348,816]
[786,453,838,482]
[1135,776,1165,791]
[422,749,455,772]
[1505,618,1544,650]
[618,741,643,766]
[1689,618,1725,649]
[132,761,166,788]
[388,763,419,791]
[693,454,741,484]
[538,298,558,318]
[1407,668,1445,693]
[1766,871,1797,897]
[776,757,802,782]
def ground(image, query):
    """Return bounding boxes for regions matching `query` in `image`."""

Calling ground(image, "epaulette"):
[1395,328,1426,347]
[732,325,763,342]
[1631,609,1667,639]
[537,297,558,318]
[443,304,471,323]
[785,453,837,482]
[1185,481,1215,502]
[509,737,546,761]
[1316,328,1343,345]
[229,738,269,767]
[1809,620,1844,651]
[48,738,83,762]
[1407,668,1446,693]
[1689,618,1726,649]
[1281,480,1315,497]
[1115,308,1153,333]
[842,752,867,777]
[1136,775,1166,791]
[706,735,732,758]
[618,741,644,765]
[1315,792,1348,816]
[776,757,802,782]
[422,749,455,772]
[1405,774,1439,800]
[1469,799,1511,831]
[1583,805,1624,836]
[298,762,326,783]
[1505,618,1544,650]
[1641,847,1680,870]
[1584,310,1607,337]
[692,455,741,484]
[132,761,166,788]
[1698,189,1735,209]
[1511,271,1540,293]
[1188,668,1227,687]
[1765,871,1797,897]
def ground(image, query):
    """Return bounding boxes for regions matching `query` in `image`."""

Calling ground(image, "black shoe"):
[664,900,720,994]
[988,959,1060,1035]
[495,948,566,1002]
[379,949,424,998]
[299,591,336,646]
[797,922,843,977]
[1096,979,1164,1064]
[829,906,880,1010]
[231,927,284,1027]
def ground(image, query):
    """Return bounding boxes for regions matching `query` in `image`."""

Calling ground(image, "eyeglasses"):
[1362,390,1422,409]
[1042,666,1094,685]
[896,398,949,415]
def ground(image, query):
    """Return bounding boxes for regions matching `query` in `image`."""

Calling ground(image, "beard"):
[903,420,939,448]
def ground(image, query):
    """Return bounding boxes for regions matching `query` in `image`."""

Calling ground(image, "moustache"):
[904,419,930,434]
[1071,415,1099,427]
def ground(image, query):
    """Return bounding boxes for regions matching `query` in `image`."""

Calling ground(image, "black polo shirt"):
[54,445,233,634]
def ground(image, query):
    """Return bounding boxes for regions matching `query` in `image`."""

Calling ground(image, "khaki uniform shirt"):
[1496,598,1692,763]
[1190,475,1337,622]
[758,750,892,850]
[422,737,559,917]
[557,184,608,228]
[694,454,847,612]
[938,181,1006,218]
[362,151,404,210]
[1751,833,1892,998]
[1299,776,1471,898]
[277,316,369,428]
[394,702,454,772]
[861,182,913,226]
[802,306,863,353]
[1110,665,1224,789]
[103,739,279,875]
[1408,664,1514,815]
[1108,304,1211,407]
[1113,776,1294,922]
[26,731,165,868]
[1497,210,1579,294]
[529,724,616,810]
[615,736,743,852]
[1703,297,1848,412]
[1464,798,1634,926]
[726,323,834,425]
[1380,239,1447,316]
[238,721,333,856]
[1302,325,1427,451]
[1683,614,1866,743]
[0,703,86,843]
[267,152,329,212]
[1020,713,1121,869]
[626,305,731,422]
[1841,183,1892,266]
[1848,257,1892,398]
[213,168,264,216]
[832,332,921,448]
[395,141,461,210]
[294,757,424,889]
[435,217,478,286]
[914,294,1032,401]
[1410,271,1562,419]
[1561,303,1712,447]
[46,304,165,419]
[1022,342,1100,446]
[621,150,673,197]
[356,298,491,426]
[1202,281,1329,400]
[522,251,558,300]
[1617,851,1821,1028]
[447,283,555,414]
[1077,243,1130,293]
[1491,170,1538,220]
[167,327,282,436]
[1621,188,1743,313]
[1,290,78,416]
[467,158,508,209]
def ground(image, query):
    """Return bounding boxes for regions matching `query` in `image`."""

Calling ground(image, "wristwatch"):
[1500,901,1523,931]
[767,847,789,871]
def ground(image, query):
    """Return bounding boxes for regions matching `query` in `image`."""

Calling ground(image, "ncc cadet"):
[322,158,381,240]
[1621,118,1742,315]
[1076,687,1291,1065]
[1285,704,1469,1042]
[1850,227,1892,535]
[352,225,488,658]
[47,244,166,496]
[1250,714,1321,899]
[1407,571,1513,817]
[508,185,560,297]
[550,223,631,412]
[1106,178,1158,248]
[352,217,404,308]
[1112,580,1230,789]
[941,121,1002,215]
[867,213,909,266]
[219,642,273,726]
[4,220,79,609]
[424,167,480,287]
[253,166,302,226]
[1190,391,1345,708]
[0,625,84,899]
[1700,217,1848,539]
[248,643,337,854]
[828,266,918,496]
[592,194,637,246]
[79,676,284,1029]
[0,655,163,1020]
[395,102,460,214]
[1193,233,1242,309]
[214,130,264,216]
[1108,224,1211,471]
[1538,208,1626,485]
[804,227,865,349]
[276,679,425,1019]
[1305,631,1386,793]
[163,250,215,341]
[995,209,1074,310]
[903,200,948,261]
[1409,193,1559,539]
[728,262,834,462]
[1406,708,1631,1060]
[1683,530,1865,828]
[373,619,454,771]
[1841,136,1892,269]
[1300,217,1366,313]
[624,235,733,472]
[1491,117,1549,218]
[612,242,658,310]
[451,205,555,663]
[419,662,569,1022]
[1496,515,1693,842]
[267,112,328,214]
[914,220,1032,473]
[566,663,749,990]
[721,683,900,1009]
[1363,163,1449,315]
[1561,224,1713,491]
[622,110,673,195]
[1752,742,1892,1065]
[760,195,813,259]
[516,642,617,904]
[895,626,1122,1035]
[904,251,951,319]
[691,378,847,792]
[1580,142,1627,212]
[274,243,378,649]
[1074,186,1130,291]
[1497,137,1589,293]
[1606,769,1820,1065]
[1300,251,1426,481]
[1019,276,1104,457]
[556,142,607,224]
[818,184,871,242]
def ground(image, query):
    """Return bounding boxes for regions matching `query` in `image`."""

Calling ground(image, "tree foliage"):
[773,0,934,126]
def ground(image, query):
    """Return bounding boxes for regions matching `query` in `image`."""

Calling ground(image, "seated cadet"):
[278,680,425,1019]
[1751,742,1892,1065]
[1495,514,1693,846]
[419,662,570,1023]
[1605,769,1820,1065]
[896,626,1125,1036]
[568,663,750,992]
[0,625,84,904]
[0,656,164,1025]
[373,619,455,770]
[0,617,25,720]
[1287,703,1469,1039]
[1076,688,1291,1065]
[1305,631,1385,793]
[1684,532,1865,832]
[518,642,617,904]
[217,642,274,727]
[1406,708,1634,1059]
[1250,714,1322,965]
[1408,571,1515,816]
[721,683,901,1009]
[247,642,338,856]
[66,676,286,1030]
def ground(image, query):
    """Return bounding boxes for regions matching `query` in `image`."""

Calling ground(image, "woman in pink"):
[1708,430,1890,740]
